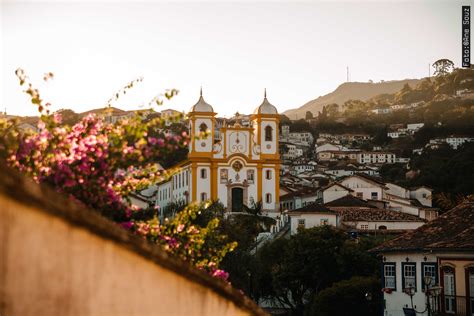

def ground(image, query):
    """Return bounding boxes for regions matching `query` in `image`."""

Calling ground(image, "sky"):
[1,0,469,117]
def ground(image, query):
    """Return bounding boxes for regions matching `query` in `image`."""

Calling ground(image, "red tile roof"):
[370,202,474,253]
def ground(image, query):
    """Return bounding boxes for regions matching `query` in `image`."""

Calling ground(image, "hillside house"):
[371,202,474,316]
[288,203,338,235]
[357,152,396,164]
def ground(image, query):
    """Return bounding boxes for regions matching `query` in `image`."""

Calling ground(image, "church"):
[153,90,281,216]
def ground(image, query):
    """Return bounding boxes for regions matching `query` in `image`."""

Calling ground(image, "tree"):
[307,276,382,316]
[432,59,454,77]
[256,226,380,315]
[305,111,314,120]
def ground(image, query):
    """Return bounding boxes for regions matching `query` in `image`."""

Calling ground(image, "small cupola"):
[253,89,278,115]
[189,87,214,113]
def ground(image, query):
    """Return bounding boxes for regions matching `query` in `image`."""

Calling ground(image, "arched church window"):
[265,125,273,141]
[265,193,272,204]
[266,170,272,180]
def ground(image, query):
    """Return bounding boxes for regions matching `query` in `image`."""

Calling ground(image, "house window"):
[247,170,255,183]
[265,126,273,141]
[371,192,378,200]
[266,170,272,180]
[200,192,207,202]
[297,219,305,230]
[421,263,438,290]
[356,192,363,198]
[402,263,417,291]
[265,193,272,204]
[220,169,228,183]
[361,224,369,230]
[200,168,207,179]
[383,263,396,289]
[320,218,329,226]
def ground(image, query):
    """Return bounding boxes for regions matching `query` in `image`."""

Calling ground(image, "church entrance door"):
[231,187,244,212]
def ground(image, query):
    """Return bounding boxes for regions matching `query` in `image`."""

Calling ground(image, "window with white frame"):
[403,263,416,290]
[200,168,207,179]
[383,263,396,289]
[422,263,437,290]
[297,219,305,229]
[320,218,329,226]
[361,224,369,230]
[200,192,207,202]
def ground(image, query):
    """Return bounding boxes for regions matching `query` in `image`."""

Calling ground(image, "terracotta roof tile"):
[289,203,337,214]
[338,208,426,222]
[370,202,474,253]
[325,195,376,208]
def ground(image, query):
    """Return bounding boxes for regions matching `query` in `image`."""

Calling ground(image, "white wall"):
[262,166,276,211]
[261,121,277,155]
[345,220,425,231]
[194,117,213,153]
[290,213,338,235]
[382,253,438,316]
[196,165,211,202]
[339,177,383,201]
[323,186,349,203]
[410,188,432,207]
[386,183,409,199]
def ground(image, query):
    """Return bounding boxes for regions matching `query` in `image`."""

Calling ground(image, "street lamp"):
[404,276,442,316]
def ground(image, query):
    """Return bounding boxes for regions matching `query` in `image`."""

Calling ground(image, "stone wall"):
[0,164,265,316]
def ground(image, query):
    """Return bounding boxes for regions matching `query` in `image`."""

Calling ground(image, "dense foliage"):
[218,224,386,315]
[307,276,382,316]
[0,69,235,278]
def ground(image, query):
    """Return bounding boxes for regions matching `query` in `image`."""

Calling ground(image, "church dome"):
[253,89,278,115]
[189,88,214,113]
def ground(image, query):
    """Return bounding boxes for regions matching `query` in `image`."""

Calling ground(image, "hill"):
[284,79,422,119]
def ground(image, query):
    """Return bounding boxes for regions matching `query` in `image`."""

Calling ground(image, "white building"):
[315,143,344,153]
[371,108,392,115]
[445,136,474,149]
[322,183,353,204]
[288,132,314,146]
[288,203,338,235]
[152,90,281,215]
[406,123,424,132]
[428,136,474,150]
[371,202,474,316]
[357,152,396,164]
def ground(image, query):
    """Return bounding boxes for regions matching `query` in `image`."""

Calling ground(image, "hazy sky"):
[1,0,469,117]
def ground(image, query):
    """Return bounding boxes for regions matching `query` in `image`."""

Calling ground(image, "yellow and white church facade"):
[153,90,281,215]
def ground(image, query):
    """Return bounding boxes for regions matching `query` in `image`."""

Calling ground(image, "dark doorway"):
[231,187,244,212]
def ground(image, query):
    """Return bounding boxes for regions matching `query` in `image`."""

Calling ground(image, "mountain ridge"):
[284,79,422,119]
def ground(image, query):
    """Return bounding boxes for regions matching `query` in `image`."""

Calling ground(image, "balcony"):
[430,295,474,316]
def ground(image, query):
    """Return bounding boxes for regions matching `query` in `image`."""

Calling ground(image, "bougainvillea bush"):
[0,69,235,279]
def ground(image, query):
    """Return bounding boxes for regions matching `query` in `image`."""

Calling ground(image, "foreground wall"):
[0,165,265,316]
